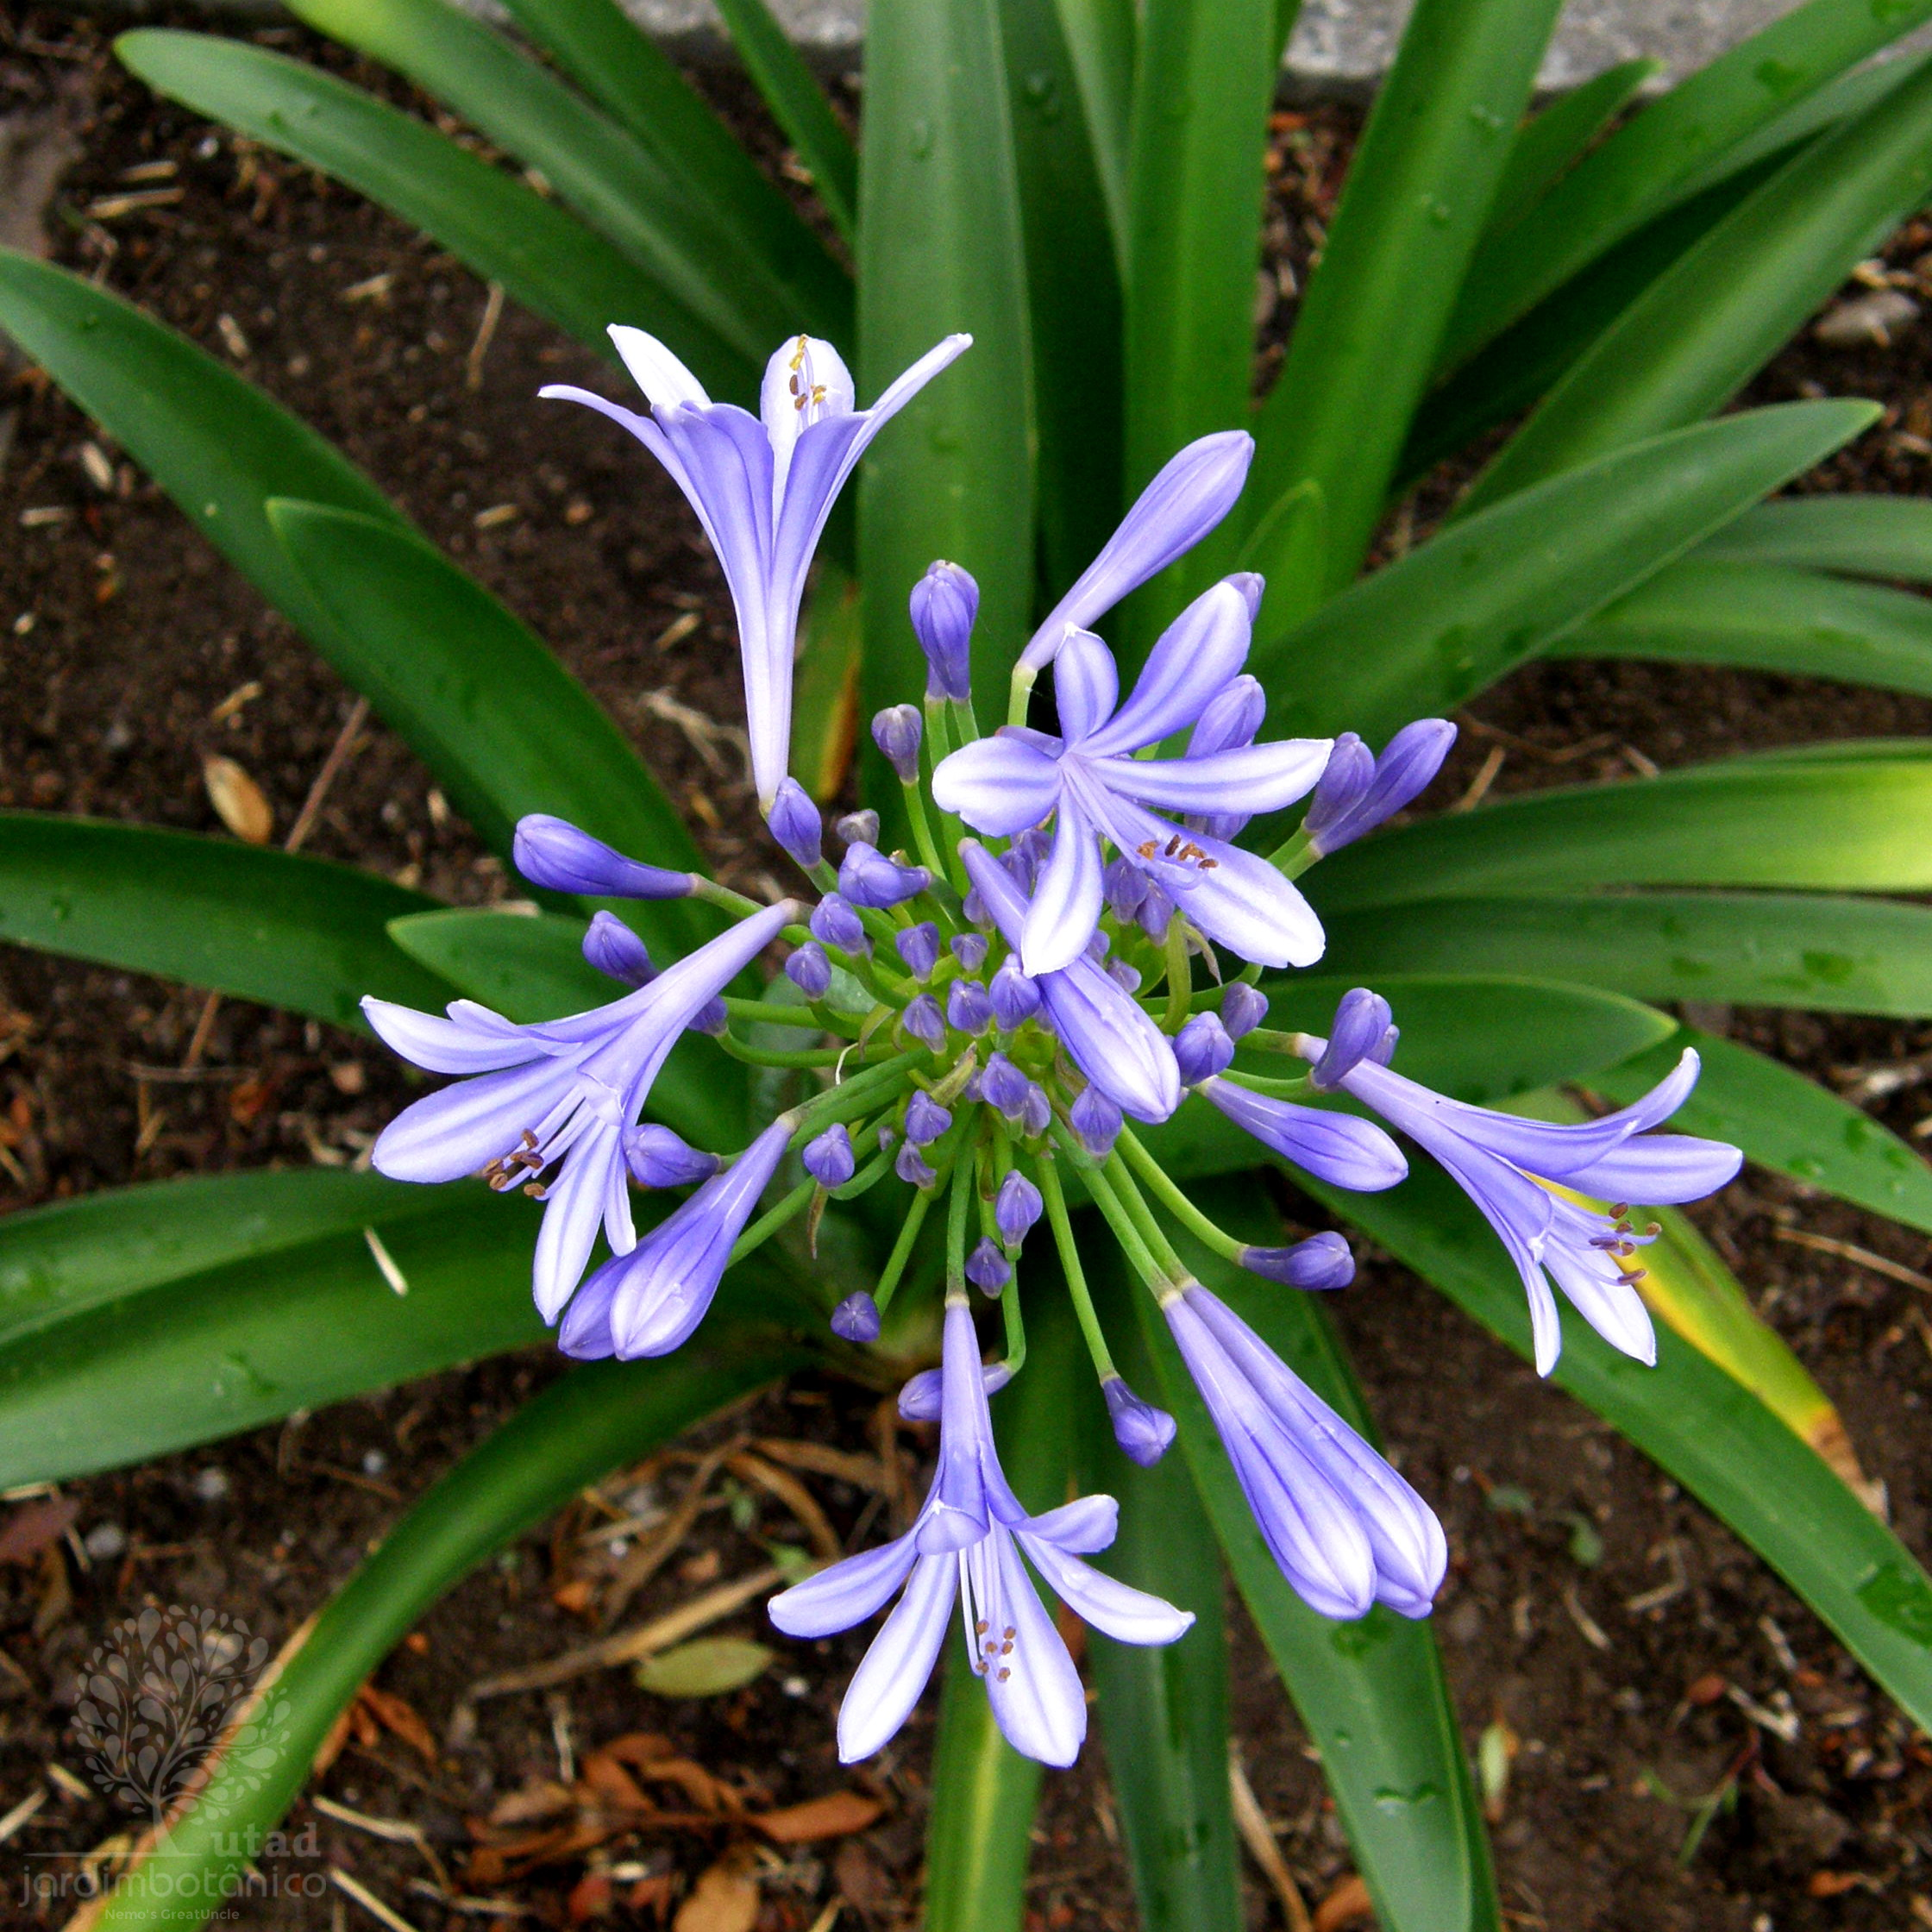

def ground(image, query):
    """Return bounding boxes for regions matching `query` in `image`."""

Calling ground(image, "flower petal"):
[1091,739,1331,816]
[1020,794,1106,977]
[530,1124,622,1320]
[609,325,712,409]
[1019,1494,1118,1554]
[1081,578,1255,756]
[1053,629,1119,743]
[370,1055,574,1184]
[930,732,1065,836]
[978,1532,1087,1766]
[836,1552,957,1762]
[768,1534,922,1639]
[1198,1080,1408,1190]
[1020,1534,1195,1645]
[361,996,543,1076]
[1563,1132,1743,1204]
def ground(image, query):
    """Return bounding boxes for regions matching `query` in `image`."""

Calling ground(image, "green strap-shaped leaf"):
[792,558,865,802]
[495,0,853,305]
[1308,1163,1932,1741]
[1130,1195,1498,1932]
[710,0,859,245]
[1590,1026,1932,1236]
[285,0,794,382]
[857,0,1033,721]
[90,1332,809,1931]
[1323,892,1932,1020]
[1552,558,1932,697]
[0,1169,448,1350]
[0,813,445,1031]
[267,499,706,953]
[1120,0,1276,642]
[1698,493,1932,580]
[388,907,747,1152]
[1462,53,1932,512]
[114,32,697,366]
[1484,57,1659,240]
[1438,0,1932,371]
[1049,0,1136,263]
[1314,754,1932,910]
[1253,399,1876,738]
[1244,0,1563,599]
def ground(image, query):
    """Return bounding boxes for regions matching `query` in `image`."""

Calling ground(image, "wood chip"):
[673,1852,759,1932]
[1561,1581,1612,1652]
[0,1787,47,1846]
[751,1791,882,1844]
[1312,1873,1374,1932]
[330,1866,423,1932]
[202,754,273,844]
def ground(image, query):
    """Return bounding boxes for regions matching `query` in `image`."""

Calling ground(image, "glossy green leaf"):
[1552,558,1932,697]
[1463,53,1932,511]
[1305,1162,1932,1742]
[88,1333,809,1931]
[115,31,680,362]
[267,499,707,953]
[1120,0,1276,640]
[1698,493,1932,580]
[1245,0,1562,595]
[496,0,852,300]
[1132,1190,1497,1932]
[1254,400,1875,736]
[285,0,785,382]
[1050,0,1136,261]
[857,0,1033,716]
[1590,1026,1932,1235]
[1439,0,1932,370]
[1313,753,1932,909]
[711,0,859,243]
[1323,892,1932,1020]
[0,1168,448,1350]
[0,812,445,1031]
[388,907,747,1151]
[792,558,865,802]
[1484,57,1659,239]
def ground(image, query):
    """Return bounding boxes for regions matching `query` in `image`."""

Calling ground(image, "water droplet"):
[1856,1560,1932,1644]
[1373,1780,1440,1813]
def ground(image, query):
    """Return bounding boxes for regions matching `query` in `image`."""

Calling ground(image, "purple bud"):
[900,994,945,1051]
[911,560,979,701]
[896,921,941,980]
[1305,720,1455,856]
[877,1123,898,1152]
[961,1071,986,1103]
[966,1238,1011,1296]
[899,1357,1012,1421]
[1020,1085,1052,1138]
[989,959,1042,1029]
[1087,930,1111,962]
[691,995,729,1036]
[1174,1012,1235,1086]
[1107,959,1143,994]
[905,1090,953,1146]
[994,1169,1042,1249]
[1103,857,1149,922]
[623,1125,720,1188]
[947,979,992,1033]
[583,910,655,987]
[873,704,925,783]
[1070,1085,1123,1157]
[1302,733,1375,845]
[1138,881,1176,944]
[785,941,833,1000]
[895,1140,938,1189]
[513,814,692,899]
[1104,1377,1177,1466]
[810,893,867,952]
[767,778,823,869]
[1371,1023,1399,1067]
[1241,1231,1355,1289]
[1188,674,1265,758]
[980,1051,1030,1119]
[831,1291,881,1342]
[840,843,931,909]
[1007,826,1050,894]
[963,888,988,926]
[802,1122,856,1188]
[836,809,881,848]
[950,932,989,973]
[1220,982,1269,1042]
[1310,988,1394,1091]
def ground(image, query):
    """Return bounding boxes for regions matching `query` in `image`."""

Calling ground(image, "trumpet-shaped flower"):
[769,1302,1193,1765]
[361,900,795,1320]
[543,327,970,806]
[935,586,1331,973]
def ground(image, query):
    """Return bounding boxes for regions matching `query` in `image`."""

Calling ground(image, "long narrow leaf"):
[1307,1164,1932,1741]
[1699,493,1932,580]
[87,1333,809,1930]
[1254,400,1875,732]
[0,813,444,1031]
[1484,57,1659,239]
[1463,53,1932,511]
[1050,0,1136,262]
[1244,0,1563,597]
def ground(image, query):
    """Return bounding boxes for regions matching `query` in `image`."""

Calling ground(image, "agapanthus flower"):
[543,326,969,806]
[1168,1283,1446,1618]
[1302,720,1457,857]
[1191,1076,1408,1194]
[935,586,1331,974]
[515,814,693,900]
[769,1302,1193,1765]
[912,561,978,700]
[362,899,794,1319]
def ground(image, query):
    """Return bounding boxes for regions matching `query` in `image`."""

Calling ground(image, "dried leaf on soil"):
[751,1790,883,1843]
[201,753,273,844]
[673,1852,760,1932]
[0,1496,76,1563]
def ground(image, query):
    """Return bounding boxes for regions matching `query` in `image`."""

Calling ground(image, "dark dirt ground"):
[3,12,1932,1931]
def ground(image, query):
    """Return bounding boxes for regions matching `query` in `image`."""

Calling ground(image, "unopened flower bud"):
[1107,959,1142,994]
[802,1122,855,1189]
[947,979,992,1033]
[905,1090,952,1146]
[979,1052,1029,1119]
[1240,1231,1355,1289]
[966,1238,1010,1296]
[1220,982,1269,1041]
[900,994,945,1051]
[691,996,729,1036]
[836,808,881,848]
[514,814,692,899]
[896,921,941,980]
[840,843,930,908]
[950,932,988,973]
[1103,857,1149,922]
[1020,1084,1052,1138]
[994,1169,1042,1249]
[1304,719,1455,856]
[623,1125,719,1188]
[1104,1377,1177,1466]
[989,958,1041,1029]
[1310,988,1394,1091]
[877,1123,898,1152]
[895,1140,938,1189]
[1174,1012,1235,1086]
[873,704,924,782]
[810,893,866,952]
[899,1358,1012,1421]
[1188,674,1265,758]
[786,941,832,1000]
[1070,1086,1123,1157]
[1138,881,1176,944]
[831,1291,881,1342]
[583,910,655,987]
[766,778,823,869]
[910,559,978,701]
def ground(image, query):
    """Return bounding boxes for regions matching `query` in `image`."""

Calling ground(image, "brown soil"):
[2,16,1932,1931]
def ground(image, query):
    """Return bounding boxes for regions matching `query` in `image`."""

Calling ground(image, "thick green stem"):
[723,996,862,1036]
[1000,1270,1027,1375]
[717,1034,848,1070]
[1220,1067,1318,1099]
[1115,1126,1245,1262]
[1162,916,1194,1030]
[1090,1153,1191,1290]
[1264,829,1317,878]
[946,1149,975,1295]
[1034,1155,1117,1380]
[1007,661,1037,728]
[873,1185,934,1314]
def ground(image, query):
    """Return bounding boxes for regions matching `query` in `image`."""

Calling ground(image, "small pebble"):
[361,1449,388,1476]
[192,1468,230,1502]
[1814,289,1919,348]
[781,1675,810,1698]
[83,1523,127,1561]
